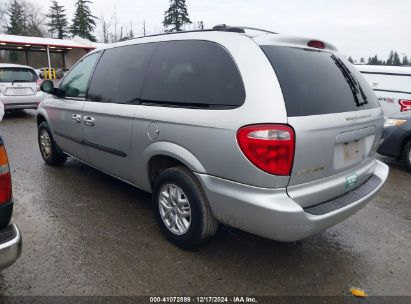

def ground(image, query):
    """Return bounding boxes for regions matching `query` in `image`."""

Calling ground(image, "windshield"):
[261,45,380,116]
[0,68,38,83]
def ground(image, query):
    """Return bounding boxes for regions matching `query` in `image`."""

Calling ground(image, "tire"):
[152,167,218,249]
[403,140,411,171]
[38,121,67,166]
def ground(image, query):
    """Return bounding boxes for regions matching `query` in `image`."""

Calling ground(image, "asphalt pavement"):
[0,110,410,297]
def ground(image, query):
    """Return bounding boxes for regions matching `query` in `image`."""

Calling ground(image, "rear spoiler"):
[253,35,338,52]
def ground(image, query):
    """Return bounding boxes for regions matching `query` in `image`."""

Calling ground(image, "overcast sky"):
[34,0,411,61]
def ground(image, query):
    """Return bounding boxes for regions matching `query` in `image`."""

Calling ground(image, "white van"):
[356,65,411,116]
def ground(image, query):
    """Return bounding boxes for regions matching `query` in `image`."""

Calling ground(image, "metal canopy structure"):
[0,34,99,70]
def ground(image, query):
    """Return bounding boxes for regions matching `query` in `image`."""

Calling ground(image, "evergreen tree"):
[402,56,410,66]
[5,0,26,35]
[70,0,97,41]
[46,0,69,39]
[392,52,401,66]
[128,22,134,38]
[163,0,192,32]
[386,50,394,65]
[348,56,354,64]
[360,57,365,64]
[368,55,382,65]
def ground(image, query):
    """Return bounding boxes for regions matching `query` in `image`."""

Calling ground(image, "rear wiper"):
[12,80,31,85]
[331,54,368,107]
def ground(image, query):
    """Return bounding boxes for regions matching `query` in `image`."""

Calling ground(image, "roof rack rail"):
[117,25,277,43]
[212,24,277,35]
[234,26,278,35]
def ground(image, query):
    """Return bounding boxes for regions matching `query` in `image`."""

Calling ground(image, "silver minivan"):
[37,26,389,249]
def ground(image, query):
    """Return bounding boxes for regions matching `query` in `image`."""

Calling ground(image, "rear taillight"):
[36,79,43,91]
[0,144,12,204]
[237,124,295,176]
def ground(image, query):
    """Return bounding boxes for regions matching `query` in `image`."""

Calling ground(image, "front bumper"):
[195,160,389,242]
[0,224,22,271]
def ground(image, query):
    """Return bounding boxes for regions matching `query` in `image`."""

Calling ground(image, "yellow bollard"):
[44,68,56,80]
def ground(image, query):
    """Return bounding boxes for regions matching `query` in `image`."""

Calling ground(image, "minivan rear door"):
[262,46,383,207]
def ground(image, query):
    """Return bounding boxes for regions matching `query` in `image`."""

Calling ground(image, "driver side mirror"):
[40,80,55,93]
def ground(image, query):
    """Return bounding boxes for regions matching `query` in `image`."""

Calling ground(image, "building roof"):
[0,34,99,50]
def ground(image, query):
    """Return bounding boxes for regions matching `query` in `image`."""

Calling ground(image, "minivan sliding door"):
[84,43,157,182]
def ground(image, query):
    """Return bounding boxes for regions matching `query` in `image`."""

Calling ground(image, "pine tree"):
[386,50,394,65]
[46,0,69,39]
[368,55,382,65]
[392,52,401,66]
[128,22,134,38]
[402,56,410,66]
[6,0,26,35]
[348,56,354,64]
[163,0,192,32]
[360,57,365,64]
[70,0,97,41]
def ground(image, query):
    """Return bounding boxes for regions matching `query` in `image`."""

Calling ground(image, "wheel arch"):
[36,108,50,127]
[143,142,206,192]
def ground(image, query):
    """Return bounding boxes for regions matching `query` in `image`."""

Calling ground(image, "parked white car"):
[0,63,45,110]
[356,65,411,116]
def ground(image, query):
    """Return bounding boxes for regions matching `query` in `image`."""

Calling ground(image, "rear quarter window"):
[261,46,379,116]
[141,40,245,108]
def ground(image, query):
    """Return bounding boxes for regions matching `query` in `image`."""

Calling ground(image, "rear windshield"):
[261,46,379,116]
[0,68,38,83]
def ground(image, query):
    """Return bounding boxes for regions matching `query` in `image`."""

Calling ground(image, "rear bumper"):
[0,92,44,110]
[0,224,22,271]
[195,160,389,242]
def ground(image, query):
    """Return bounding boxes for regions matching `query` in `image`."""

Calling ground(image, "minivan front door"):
[47,52,100,161]
[83,43,157,181]
[82,103,138,181]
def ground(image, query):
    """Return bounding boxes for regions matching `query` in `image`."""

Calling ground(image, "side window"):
[87,43,157,104]
[141,40,245,108]
[60,52,99,98]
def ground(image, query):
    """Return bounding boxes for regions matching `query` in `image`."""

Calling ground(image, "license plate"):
[343,140,362,162]
[5,87,31,95]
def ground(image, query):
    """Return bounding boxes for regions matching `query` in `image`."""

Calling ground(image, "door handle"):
[72,114,81,123]
[84,116,95,126]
